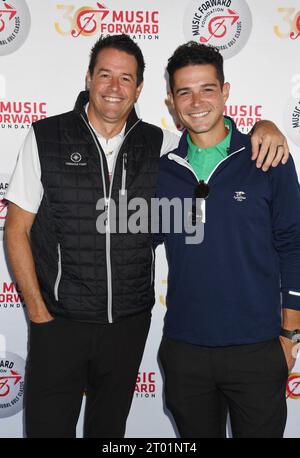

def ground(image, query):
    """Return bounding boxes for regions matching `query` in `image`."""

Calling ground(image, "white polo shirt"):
[6,118,180,214]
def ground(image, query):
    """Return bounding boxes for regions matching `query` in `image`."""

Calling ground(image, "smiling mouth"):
[189,111,209,118]
[103,96,124,103]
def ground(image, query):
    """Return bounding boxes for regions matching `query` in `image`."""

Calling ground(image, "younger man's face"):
[169,64,230,139]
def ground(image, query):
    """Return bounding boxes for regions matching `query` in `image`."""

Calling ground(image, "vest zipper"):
[81,114,141,324]
[106,120,141,323]
[54,243,62,301]
[121,152,127,196]
[168,146,245,223]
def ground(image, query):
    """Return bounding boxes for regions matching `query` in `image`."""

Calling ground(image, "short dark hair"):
[88,34,145,86]
[167,42,224,92]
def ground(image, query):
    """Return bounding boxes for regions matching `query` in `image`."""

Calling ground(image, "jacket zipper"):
[150,246,155,286]
[54,243,62,301]
[168,146,245,223]
[81,114,141,323]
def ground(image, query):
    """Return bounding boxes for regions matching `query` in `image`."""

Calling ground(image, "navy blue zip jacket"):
[155,118,300,347]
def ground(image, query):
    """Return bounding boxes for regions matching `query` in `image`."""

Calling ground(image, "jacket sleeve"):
[270,155,300,310]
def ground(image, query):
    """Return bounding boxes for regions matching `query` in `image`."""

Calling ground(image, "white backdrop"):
[0,0,300,438]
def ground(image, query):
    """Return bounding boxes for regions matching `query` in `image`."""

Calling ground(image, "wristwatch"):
[280,328,300,343]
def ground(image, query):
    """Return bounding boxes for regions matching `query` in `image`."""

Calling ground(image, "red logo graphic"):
[286,373,300,400]
[57,2,159,39]
[223,105,262,133]
[200,9,239,43]
[0,101,47,128]
[0,2,17,33]
[0,282,24,305]
[290,14,300,40]
[135,371,156,398]
[0,199,8,220]
[0,370,22,397]
[72,2,109,37]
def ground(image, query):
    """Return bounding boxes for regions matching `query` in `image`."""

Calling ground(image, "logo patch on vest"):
[65,152,87,167]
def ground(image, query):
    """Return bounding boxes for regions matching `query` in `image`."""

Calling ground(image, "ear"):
[86,72,91,90]
[222,82,230,104]
[167,91,175,109]
[135,80,144,101]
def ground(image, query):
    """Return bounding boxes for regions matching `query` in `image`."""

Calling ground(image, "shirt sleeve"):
[270,155,300,311]
[5,127,44,214]
[160,129,180,156]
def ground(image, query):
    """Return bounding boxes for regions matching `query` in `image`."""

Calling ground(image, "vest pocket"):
[54,243,62,301]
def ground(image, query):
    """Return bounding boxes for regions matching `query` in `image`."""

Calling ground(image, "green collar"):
[187,117,232,159]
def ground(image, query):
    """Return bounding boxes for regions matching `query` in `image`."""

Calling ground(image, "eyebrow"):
[97,68,135,79]
[176,83,218,94]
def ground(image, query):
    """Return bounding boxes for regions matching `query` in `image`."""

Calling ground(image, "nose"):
[191,92,203,107]
[109,76,120,92]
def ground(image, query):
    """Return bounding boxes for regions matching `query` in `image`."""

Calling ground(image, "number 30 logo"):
[54,3,109,38]
[274,7,300,39]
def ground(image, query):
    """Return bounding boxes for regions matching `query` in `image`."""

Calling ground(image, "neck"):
[189,119,228,149]
[87,106,126,140]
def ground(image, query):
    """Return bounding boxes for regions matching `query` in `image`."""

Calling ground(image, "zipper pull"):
[121,153,127,196]
[123,152,127,169]
[104,198,109,227]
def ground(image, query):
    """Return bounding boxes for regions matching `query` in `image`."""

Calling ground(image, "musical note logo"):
[286,373,300,400]
[0,199,8,220]
[200,9,239,44]
[183,0,252,60]
[0,2,17,33]
[71,2,109,38]
[0,352,25,418]
[0,371,22,397]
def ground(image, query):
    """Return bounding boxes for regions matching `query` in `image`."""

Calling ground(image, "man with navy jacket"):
[156,42,300,438]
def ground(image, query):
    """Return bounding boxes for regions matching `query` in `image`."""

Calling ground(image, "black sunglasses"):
[195,180,210,199]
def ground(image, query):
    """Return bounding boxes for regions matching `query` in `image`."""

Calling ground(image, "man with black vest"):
[5,34,290,438]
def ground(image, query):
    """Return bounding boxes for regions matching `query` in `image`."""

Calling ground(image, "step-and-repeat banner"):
[0,0,300,438]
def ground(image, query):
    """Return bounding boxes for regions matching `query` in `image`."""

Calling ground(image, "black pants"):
[25,310,151,438]
[159,336,288,438]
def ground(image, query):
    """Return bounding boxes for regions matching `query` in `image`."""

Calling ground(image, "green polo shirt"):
[187,117,232,181]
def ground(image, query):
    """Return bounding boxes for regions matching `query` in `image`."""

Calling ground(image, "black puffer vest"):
[30,91,163,323]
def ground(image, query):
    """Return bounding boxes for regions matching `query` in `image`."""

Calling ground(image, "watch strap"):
[280,328,300,342]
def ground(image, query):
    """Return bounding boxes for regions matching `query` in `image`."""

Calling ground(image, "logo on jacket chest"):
[65,152,87,167]
[234,191,247,202]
